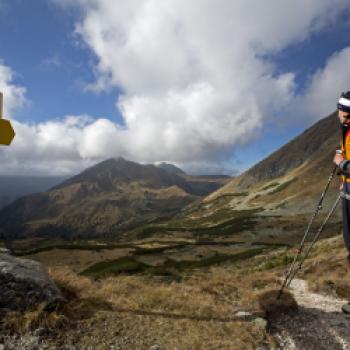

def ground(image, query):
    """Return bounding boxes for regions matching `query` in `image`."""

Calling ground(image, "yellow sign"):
[0,92,15,146]
[0,119,15,145]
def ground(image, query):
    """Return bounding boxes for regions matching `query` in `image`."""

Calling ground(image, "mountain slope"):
[132,112,342,244]
[0,158,229,239]
[204,112,340,209]
[156,162,187,175]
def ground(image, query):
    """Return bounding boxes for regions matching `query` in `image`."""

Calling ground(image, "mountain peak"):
[156,162,186,175]
[52,157,188,193]
[98,157,127,166]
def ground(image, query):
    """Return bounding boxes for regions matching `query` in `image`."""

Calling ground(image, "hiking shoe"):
[341,303,350,314]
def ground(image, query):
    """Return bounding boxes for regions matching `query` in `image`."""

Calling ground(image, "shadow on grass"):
[80,247,267,279]
[111,306,243,323]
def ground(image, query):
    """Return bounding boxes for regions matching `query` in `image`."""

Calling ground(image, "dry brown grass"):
[26,247,132,273]
[2,238,324,349]
[299,235,350,299]
[1,267,112,336]
[32,265,274,348]
[258,290,298,318]
[3,304,68,334]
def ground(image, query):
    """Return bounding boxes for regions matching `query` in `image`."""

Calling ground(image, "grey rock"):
[0,344,4,350]
[329,318,345,327]
[0,253,64,314]
[253,317,268,330]
[235,311,254,321]
[3,334,40,350]
[0,247,10,255]
[21,335,39,350]
[149,345,162,350]
[33,327,46,337]
[342,304,350,314]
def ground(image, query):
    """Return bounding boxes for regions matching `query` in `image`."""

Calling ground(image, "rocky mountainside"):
[156,162,187,176]
[134,112,342,245]
[233,112,339,189]
[0,158,230,239]
[202,112,341,210]
[157,162,231,194]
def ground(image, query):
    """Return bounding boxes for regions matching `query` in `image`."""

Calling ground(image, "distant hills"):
[0,112,342,243]
[0,176,68,209]
[0,157,230,239]
[156,162,187,176]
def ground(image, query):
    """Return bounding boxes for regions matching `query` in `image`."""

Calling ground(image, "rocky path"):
[271,278,350,349]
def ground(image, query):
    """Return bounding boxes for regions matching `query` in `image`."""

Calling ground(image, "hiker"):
[333,91,350,263]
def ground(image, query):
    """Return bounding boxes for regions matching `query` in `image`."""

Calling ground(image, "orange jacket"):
[341,126,350,183]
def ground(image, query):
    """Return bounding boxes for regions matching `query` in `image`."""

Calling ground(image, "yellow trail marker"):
[0,92,15,146]
[0,119,15,145]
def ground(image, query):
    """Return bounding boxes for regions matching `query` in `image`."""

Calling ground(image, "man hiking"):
[334,91,350,261]
[333,91,350,314]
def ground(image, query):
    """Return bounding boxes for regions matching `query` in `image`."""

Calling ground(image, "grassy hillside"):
[4,231,348,349]
[130,112,342,245]
[0,158,231,240]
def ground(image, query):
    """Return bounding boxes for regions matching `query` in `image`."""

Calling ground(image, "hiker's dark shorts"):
[342,182,350,253]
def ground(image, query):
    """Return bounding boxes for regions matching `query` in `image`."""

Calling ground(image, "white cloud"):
[302,47,350,120]
[0,62,26,117]
[1,116,93,176]
[2,1,350,176]
[52,0,348,165]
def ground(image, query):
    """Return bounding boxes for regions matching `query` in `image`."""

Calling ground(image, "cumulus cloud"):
[2,1,350,176]
[302,47,350,119]
[53,0,348,166]
[0,62,26,117]
[2,116,100,176]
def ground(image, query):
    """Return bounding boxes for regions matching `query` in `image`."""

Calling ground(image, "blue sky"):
[0,0,122,122]
[0,0,350,176]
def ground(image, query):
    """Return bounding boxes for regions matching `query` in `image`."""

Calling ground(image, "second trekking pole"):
[277,164,338,299]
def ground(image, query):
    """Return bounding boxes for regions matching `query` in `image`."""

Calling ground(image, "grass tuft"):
[257,289,298,318]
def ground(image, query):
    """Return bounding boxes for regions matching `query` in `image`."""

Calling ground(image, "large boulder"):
[0,253,64,314]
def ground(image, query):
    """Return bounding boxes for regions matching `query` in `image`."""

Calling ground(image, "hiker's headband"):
[338,94,350,113]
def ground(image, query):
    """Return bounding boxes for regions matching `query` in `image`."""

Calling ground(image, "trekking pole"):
[277,165,338,299]
[284,193,341,289]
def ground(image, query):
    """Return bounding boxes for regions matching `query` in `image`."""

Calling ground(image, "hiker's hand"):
[340,182,344,191]
[334,153,345,166]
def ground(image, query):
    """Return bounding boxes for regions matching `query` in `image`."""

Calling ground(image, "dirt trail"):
[271,278,350,349]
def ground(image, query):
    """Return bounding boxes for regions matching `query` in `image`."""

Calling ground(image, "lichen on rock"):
[0,253,64,315]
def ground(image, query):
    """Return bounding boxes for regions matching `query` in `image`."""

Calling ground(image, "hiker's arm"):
[339,160,350,173]
[334,153,350,173]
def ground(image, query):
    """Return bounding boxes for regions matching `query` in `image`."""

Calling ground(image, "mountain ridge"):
[0,157,229,239]
[131,111,342,245]
[237,112,339,188]
[205,112,340,202]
